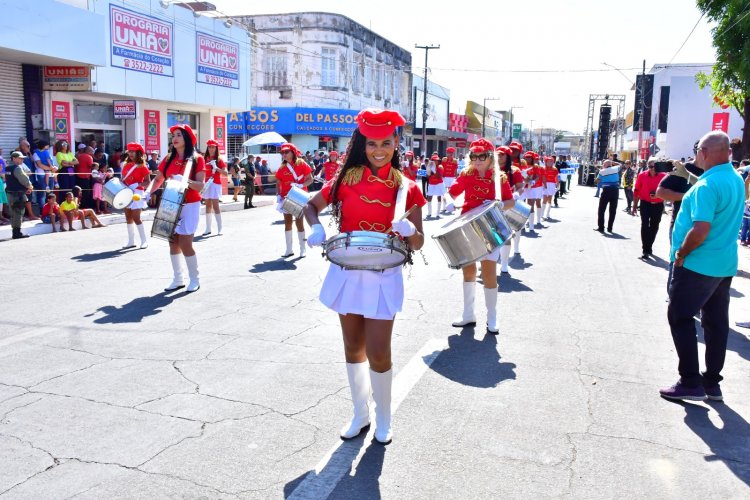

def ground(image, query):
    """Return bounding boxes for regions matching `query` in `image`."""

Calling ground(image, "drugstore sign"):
[227,107,359,136]
[110,5,173,77]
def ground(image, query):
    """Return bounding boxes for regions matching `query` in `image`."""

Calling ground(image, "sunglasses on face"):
[469,153,489,161]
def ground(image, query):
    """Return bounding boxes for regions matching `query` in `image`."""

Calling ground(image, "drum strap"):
[285,163,302,182]
[394,173,408,219]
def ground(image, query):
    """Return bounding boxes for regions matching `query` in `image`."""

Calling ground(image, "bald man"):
[660,131,745,402]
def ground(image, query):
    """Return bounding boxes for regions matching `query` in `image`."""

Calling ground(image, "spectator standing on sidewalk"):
[621,160,636,213]
[243,155,256,208]
[633,158,667,259]
[0,148,9,225]
[55,140,78,193]
[660,131,745,402]
[16,140,40,220]
[6,151,33,239]
[75,147,95,209]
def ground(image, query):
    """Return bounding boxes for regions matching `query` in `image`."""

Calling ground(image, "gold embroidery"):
[388,167,402,186]
[359,195,392,207]
[367,175,397,189]
[473,186,490,194]
[359,221,387,232]
[342,166,365,186]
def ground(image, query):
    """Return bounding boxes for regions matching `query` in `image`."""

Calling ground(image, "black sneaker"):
[594,227,604,233]
[704,385,723,401]
[659,381,705,401]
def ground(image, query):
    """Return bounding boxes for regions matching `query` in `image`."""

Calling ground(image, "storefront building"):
[1,0,250,159]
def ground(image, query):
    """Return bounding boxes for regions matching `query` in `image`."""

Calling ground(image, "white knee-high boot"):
[427,199,433,218]
[536,208,542,225]
[283,231,294,257]
[165,254,184,291]
[298,231,306,257]
[546,202,552,218]
[484,287,499,334]
[185,254,200,292]
[370,368,393,444]
[215,212,223,235]
[203,211,212,235]
[452,281,477,327]
[340,362,371,439]
[500,244,511,273]
[124,223,135,248]
[512,231,521,255]
[136,223,148,249]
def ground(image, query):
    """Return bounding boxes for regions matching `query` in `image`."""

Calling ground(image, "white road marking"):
[288,337,448,500]
[0,326,59,349]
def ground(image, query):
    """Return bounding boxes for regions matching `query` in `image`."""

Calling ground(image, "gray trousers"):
[6,191,27,230]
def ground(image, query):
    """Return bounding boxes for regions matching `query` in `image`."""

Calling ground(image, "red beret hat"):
[280,142,295,153]
[446,147,456,154]
[430,153,440,161]
[469,138,494,154]
[169,124,197,145]
[206,139,219,148]
[509,142,524,152]
[544,156,554,162]
[126,142,144,153]
[405,151,414,157]
[329,150,338,157]
[356,108,406,139]
[523,151,535,159]
[495,146,512,156]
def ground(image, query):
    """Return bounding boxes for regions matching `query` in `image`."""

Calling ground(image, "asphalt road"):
[1,185,749,499]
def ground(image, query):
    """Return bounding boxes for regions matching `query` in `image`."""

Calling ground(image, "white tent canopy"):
[242,132,286,147]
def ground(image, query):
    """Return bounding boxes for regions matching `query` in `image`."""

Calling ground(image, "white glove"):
[171,174,183,182]
[445,203,455,213]
[512,191,521,201]
[391,218,416,237]
[291,182,303,189]
[143,191,151,202]
[207,160,217,168]
[307,223,327,247]
[276,194,283,204]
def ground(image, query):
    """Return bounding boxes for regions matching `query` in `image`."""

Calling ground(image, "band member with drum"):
[497,145,524,271]
[202,139,227,236]
[441,148,459,215]
[445,138,517,334]
[323,150,341,181]
[542,156,559,220]
[121,143,151,249]
[276,142,313,258]
[148,124,206,293]
[522,151,543,231]
[425,153,445,218]
[303,108,426,444]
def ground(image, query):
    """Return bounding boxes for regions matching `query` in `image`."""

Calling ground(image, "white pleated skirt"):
[443,177,456,188]
[320,264,404,320]
[426,183,446,197]
[175,201,200,235]
[128,183,147,210]
[203,182,223,200]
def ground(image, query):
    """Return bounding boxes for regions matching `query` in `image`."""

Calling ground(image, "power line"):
[716,3,750,38]
[665,13,705,66]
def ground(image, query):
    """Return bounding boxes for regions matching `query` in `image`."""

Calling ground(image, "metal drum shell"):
[102,178,134,210]
[503,199,531,232]
[281,185,312,218]
[431,201,512,269]
[324,231,409,271]
[151,179,185,242]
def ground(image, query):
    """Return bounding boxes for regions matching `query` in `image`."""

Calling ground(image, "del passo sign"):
[227,107,359,136]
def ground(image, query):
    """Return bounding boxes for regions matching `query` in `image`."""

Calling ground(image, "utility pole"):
[415,44,440,158]
[529,119,535,151]
[637,59,646,161]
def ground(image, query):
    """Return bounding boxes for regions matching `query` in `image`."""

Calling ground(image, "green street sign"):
[512,123,522,139]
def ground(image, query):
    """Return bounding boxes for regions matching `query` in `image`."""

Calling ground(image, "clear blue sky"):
[217,0,717,133]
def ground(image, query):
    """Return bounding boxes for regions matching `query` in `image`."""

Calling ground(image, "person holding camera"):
[633,158,667,259]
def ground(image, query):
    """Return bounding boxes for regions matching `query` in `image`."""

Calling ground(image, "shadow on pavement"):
[545,217,561,223]
[603,232,629,240]
[250,258,301,273]
[71,248,135,262]
[426,327,516,388]
[679,401,750,488]
[509,256,533,271]
[736,270,750,280]
[729,287,745,299]
[641,254,669,270]
[498,275,533,293]
[89,291,180,324]
[282,434,383,499]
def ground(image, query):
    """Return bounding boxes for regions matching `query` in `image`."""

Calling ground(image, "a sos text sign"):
[110,5,173,77]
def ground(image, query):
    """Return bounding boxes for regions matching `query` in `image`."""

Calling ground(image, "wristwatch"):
[675,250,686,259]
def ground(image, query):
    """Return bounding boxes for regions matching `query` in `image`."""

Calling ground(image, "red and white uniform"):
[402,160,419,181]
[319,165,426,320]
[323,160,340,181]
[543,165,559,196]
[122,161,150,210]
[202,157,226,200]
[158,155,207,235]
[276,159,313,197]
[441,157,458,188]
[426,164,445,197]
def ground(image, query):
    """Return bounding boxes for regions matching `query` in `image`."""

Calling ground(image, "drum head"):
[325,232,407,270]
[111,189,134,209]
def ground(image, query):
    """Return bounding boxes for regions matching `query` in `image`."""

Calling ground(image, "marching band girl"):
[202,139,228,236]
[445,138,517,334]
[496,145,524,272]
[148,124,206,293]
[121,143,151,249]
[425,153,445,217]
[275,142,313,257]
[304,108,426,444]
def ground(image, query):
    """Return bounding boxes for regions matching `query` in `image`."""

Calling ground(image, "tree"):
[695,0,750,159]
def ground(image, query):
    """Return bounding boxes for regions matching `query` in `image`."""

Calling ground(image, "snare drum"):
[280,185,312,218]
[102,178,134,209]
[431,201,512,269]
[151,179,185,241]
[503,199,531,232]
[324,231,409,271]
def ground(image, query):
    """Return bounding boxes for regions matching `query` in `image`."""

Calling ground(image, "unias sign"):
[196,32,240,89]
[110,5,174,77]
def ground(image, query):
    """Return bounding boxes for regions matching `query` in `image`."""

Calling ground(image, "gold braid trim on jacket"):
[342,166,402,187]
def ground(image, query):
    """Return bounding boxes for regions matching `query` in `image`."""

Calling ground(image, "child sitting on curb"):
[41,193,64,232]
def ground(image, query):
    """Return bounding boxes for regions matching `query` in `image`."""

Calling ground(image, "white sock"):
[124,223,135,247]
[204,212,212,233]
[215,212,222,234]
[136,223,148,248]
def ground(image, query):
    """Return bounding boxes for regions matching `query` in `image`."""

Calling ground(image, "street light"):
[508,105,523,144]
[481,97,502,139]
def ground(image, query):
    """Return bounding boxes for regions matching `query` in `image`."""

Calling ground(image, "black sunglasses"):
[469,153,489,161]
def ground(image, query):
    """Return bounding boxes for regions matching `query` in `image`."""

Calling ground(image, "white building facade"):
[226,12,412,157]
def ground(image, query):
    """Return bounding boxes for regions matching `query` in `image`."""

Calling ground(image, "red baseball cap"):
[356,108,406,140]
[126,142,144,154]
[469,138,494,154]
[446,147,456,154]
[169,124,197,145]
[496,146,512,156]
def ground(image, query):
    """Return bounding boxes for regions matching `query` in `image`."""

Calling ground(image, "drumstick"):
[387,204,418,234]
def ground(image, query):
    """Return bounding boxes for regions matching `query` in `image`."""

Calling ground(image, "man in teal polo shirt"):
[660,131,744,402]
